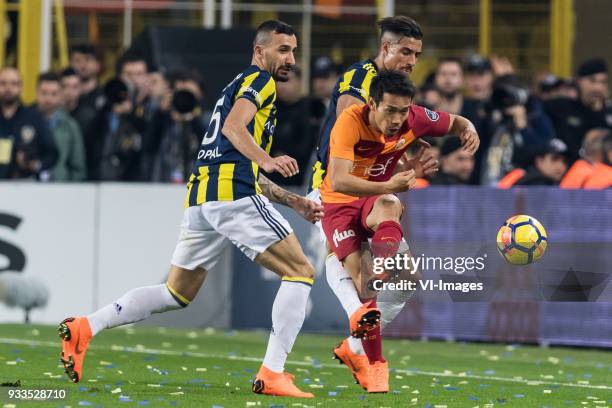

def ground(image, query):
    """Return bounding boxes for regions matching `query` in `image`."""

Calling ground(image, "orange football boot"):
[366,360,389,393]
[57,317,93,383]
[349,301,381,339]
[332,339,369,389]
[252,365,314,398]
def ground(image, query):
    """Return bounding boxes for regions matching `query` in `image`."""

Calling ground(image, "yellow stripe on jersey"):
[338,69,356,94]
[184,174,196,208]
[282,276,314,286]
[361,69,376,100]
[196,166,210,204]
[251,162,262,194]
[253,80,276,146]
[235,71,260,103]
[311,161,325,190]
[217,163,235,201]
[259,76,276,107]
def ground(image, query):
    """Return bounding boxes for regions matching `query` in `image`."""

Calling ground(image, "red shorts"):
[321,196,381,261]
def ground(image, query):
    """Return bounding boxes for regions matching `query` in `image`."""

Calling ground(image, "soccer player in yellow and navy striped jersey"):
[309,16,424,191]
[60,21,324,399]
[185,65,278,205]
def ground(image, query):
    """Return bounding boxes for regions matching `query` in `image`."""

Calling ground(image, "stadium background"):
[0,0,611,366]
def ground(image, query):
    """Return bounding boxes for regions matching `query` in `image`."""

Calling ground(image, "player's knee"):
[376,194,402,214]
[283,257,315,281]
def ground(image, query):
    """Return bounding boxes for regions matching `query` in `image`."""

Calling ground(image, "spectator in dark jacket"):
[476,75,556,185]
[85,78,146,181]
[143,71,205,183]
[515,138,569,186]
[0,67,57,180]
[70,44,105,134]
[429,136,474,185]
[544,58,612,163]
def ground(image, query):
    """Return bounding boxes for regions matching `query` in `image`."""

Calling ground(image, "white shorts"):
[171,195,293,271]
[307,188,410,253]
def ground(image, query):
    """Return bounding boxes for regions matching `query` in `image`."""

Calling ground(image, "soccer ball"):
[496,215,548,265]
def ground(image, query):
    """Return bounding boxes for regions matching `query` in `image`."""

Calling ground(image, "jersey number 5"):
[201,95,225,146]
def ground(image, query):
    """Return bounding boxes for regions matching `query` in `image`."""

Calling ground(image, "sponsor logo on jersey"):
[197,146,222,160]
[353,157,395,178]
[333,228,356,247]
[424,108,439,122]
[242,86,262,105]
[349,85,366,97]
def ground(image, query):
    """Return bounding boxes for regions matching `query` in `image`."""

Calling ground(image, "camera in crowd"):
[103,78,131,106]
[490,76,529,110]
[171,89,198,115]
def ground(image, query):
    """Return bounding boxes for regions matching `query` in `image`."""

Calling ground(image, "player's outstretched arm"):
[258,174,324,223]
[448,114,480,154]
[329,157,417,195]
[222,99,299,178]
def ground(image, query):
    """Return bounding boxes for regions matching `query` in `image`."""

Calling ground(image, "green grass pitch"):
[0,324,611,407]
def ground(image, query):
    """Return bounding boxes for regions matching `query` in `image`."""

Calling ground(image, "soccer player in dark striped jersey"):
[304,16,433,389]
[58,21,323,399]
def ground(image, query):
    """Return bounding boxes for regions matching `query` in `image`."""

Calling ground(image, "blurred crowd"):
[0,43,611,189]
[413,54,612,189]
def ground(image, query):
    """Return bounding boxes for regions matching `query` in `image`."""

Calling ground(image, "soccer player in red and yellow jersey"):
[320,71,479,392]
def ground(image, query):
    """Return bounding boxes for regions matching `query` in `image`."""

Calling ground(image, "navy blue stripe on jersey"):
[233,161,258,198]
[250,196,284,240]
[254,195,289,237]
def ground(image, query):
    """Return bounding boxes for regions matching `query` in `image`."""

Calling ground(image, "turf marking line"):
[1,337,610,391]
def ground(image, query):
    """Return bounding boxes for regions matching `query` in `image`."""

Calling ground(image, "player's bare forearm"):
[449,114,475,135]
[258,173,301,207]
[223,123,270,166]
[258,174,324,223]
[448,114,480,154]
[331,172,393,196]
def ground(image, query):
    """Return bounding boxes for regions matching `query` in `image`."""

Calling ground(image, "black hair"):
[253,20,295,46]
[70,44,97,57]
[60,67,78,78]
[377,16,423,40]
[37,71,61,85]
[116,54,148,75]
[166,68,205,93]
[369,70,417,104]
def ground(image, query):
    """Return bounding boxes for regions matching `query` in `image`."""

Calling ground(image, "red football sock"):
[371,220,403,259]
[361,299,385,363]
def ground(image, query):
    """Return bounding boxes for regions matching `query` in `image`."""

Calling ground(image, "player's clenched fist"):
[261,155,299,177]
[385,170,416,192]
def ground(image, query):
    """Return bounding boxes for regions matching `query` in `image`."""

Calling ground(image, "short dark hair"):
[116,54,148,75]
[60,67,78,78]
[253,20,295,46]
[70,44,97,58]
[369,70,417,104]
[37,72,61,86]
[377,16,423,40]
